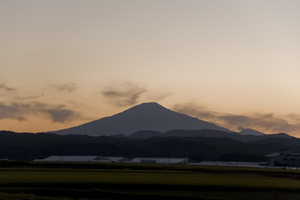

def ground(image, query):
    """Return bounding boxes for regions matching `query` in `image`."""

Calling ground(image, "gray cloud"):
[0,80,44,101]
[15,93,45,100]
[0,102,29,121]
[286,113,300,123]
[53,82,78,93]
[101,82,147,107]
[46,108,78,123]
[0,101,80,123]
[173,103,217,119]
[172,103,300,135]
[147,92,171,102]
[0,83,17,92]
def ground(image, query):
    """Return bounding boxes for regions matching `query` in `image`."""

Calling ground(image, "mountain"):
[53,102,230,136]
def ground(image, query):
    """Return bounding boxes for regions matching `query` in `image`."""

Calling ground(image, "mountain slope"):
[53,102,230,136]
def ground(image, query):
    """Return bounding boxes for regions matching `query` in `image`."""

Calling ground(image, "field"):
[1,162,300,199]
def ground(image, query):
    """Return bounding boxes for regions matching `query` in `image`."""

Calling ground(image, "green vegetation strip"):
[0,163,300,199]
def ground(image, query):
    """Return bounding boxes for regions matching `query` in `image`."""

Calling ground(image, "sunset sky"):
[1,0,300,136]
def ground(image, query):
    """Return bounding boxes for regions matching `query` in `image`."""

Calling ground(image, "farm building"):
[130,157,189,164]
[34,156,129,163]
[265,149,300,167]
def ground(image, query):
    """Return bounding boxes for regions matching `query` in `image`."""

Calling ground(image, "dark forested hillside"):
[0,131,299,162]
[128,129,295,142]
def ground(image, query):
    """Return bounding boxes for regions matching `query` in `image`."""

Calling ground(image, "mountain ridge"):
[53,102,230,136]
[128,129,293,142]
[1,130,299,162]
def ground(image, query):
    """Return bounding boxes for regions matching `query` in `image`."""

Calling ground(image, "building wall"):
[267,154,300,167]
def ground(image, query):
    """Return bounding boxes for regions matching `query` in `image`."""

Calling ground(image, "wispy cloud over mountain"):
[0,82,17,92]
[15,94,45,101]
[0,102,81,123]
[147,92,171,102]
[172,103,300,134]
[44,107,79,123]
[53,82,78,93]
[101,82,147,107]
[0,102,29,121]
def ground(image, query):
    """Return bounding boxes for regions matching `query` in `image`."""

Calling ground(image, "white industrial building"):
[265,149,300,167]
[130,157,189,164]
[35,156,189,164]
[34,156,129,163]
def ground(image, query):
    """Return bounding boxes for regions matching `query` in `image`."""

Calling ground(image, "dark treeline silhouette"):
[1,130,299,162]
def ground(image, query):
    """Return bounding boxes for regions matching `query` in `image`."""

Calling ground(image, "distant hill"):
[52,102,230,136]
[0,130,299,162]
[128,129,294,142]
[128,129,237,139]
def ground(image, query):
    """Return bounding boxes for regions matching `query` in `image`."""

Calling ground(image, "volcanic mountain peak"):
[53,102,230,136]
[115,102,170,116]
